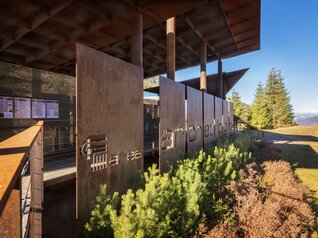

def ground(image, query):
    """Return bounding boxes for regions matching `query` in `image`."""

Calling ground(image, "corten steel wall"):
[214,97,223,138]
[29,128,43,237]
[76,44,143,222]
[229,102,234,133]
[159,77,185,173]
[222,100,229,136]
[0,183,21,237]
[203,93,215,150]
[186,86,203,154]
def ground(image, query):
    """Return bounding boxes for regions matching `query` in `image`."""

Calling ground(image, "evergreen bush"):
[85,133,252,238]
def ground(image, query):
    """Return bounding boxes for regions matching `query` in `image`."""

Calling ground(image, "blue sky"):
[174,0,318,113]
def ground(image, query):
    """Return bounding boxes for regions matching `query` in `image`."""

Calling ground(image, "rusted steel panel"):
[229,102,234,133]
[187,86,203,154]
[29,128,43,237]
[222,100,229,136]
[0,181,21,238]
[159,77,185,173]
[203,93,214,150]
[214,97,223,138]
[76,43,143,223]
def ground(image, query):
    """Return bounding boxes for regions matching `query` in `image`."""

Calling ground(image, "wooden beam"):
[217,59,223,99]
[131,12,143,67]
[166,17,175,80]
[0,1,72,51]
[182,15,220,59]
[200,42,207,92]
[218,0,239,53]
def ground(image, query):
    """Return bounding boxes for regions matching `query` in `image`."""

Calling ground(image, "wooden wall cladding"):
[159,77,185,173]
[203,93,215,150]
[186,86,203,154]
[76,43,143,223]
[214,97,223,138]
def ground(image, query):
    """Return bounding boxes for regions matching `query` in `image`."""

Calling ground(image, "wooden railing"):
[0,121,44,238]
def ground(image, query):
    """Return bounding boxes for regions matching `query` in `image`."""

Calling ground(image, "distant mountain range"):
[294,112,318,126]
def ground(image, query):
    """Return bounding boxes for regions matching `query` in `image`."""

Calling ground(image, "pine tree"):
[228,89,250,127]
[265,68,294,128]
[250,82,272,129]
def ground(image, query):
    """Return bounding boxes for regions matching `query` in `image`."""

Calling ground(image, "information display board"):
[46,100,59,118]
[32,99,46,118]
[0,96,13,119]
[14,97,31,119]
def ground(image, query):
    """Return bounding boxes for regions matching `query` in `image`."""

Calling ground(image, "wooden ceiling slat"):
[0,0,260,77]
[182,15,220,58]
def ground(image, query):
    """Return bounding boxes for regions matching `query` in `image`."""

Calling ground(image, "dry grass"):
[202,161,315,238]
[263,126,318,235]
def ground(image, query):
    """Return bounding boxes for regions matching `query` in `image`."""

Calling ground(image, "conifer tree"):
[265,68,294,128]
[250,82,271,129]
[228,89,250,127]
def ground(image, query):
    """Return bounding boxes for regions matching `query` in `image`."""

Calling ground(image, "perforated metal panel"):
[229,102,234,133]
[76,44,143,223]
[186,86,203,154]
[214,97,223,138]
[203,93,214,149]
[159,77,185,173]
[222,100,229,136]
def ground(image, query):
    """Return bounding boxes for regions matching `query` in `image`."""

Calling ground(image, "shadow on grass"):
[261,131,318,168]
[261,130,318,233]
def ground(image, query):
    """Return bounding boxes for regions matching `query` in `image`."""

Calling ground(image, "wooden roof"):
[145,68,248,95]
[181,68,249,95]
[0,0,260,77]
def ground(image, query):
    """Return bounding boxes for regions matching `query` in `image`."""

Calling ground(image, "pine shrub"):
[85,133,252,238]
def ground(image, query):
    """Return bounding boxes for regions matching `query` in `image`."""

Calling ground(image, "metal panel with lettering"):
[76,43,143,223]
[159,77,185,173]
[203,93,214,150]
[222,100,229,135]
[229,102,234,133]
[187,86,203,154]
[214,97,223,138]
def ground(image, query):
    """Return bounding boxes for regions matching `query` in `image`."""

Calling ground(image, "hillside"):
[295,112,318,126]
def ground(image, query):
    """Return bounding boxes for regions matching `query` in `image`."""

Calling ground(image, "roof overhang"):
[145,68,249,95]
[0,0,260,77]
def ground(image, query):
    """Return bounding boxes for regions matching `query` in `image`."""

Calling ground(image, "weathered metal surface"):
[214,97,223,138]
[229,102,234,133]
[203,93,214,150]
[0,182,21,238]
[76,43,143,223]
[0,121,43,238]
[222,100,229,136]
[29,128,43,237]
[187,86,203,154]
[159,77,185,173]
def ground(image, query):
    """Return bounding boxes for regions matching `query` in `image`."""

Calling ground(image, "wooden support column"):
[131,12,143,68]
[166,17,176,80]
[200,42,207,92]
[217,59,223,98]
[223,81,227,100]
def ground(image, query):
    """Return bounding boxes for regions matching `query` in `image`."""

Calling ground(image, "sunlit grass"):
[264,125,318,234]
